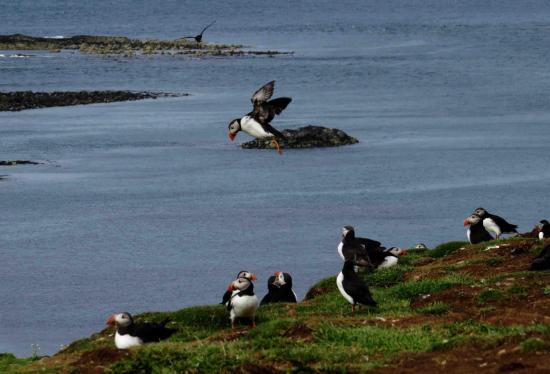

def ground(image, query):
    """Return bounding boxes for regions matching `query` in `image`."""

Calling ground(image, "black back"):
[260,273,297,305]
[540,221,550,238]
[341,261,377,307]
[476,208,518,233]
[118,318,175,343]
[469,219,494,244]
[341,234,382,269]
[530,244,550,270]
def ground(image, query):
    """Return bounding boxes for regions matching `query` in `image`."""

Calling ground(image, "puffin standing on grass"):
[228,80,292,155]
[538,220,550,240]
[221,271,257,307]
[106,312,175,349]
[226,277,259,329]
[464,214,494,244]
[336,259,377,312]
[473,207,518,239]
[260,271,297,305]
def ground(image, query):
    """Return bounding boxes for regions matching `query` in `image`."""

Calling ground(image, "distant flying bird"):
[183,20,216,43]
[228,80,292,155]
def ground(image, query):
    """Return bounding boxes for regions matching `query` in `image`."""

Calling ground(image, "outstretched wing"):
[267,97,292,116]
[251,81,275,104]
[200,20,216,35]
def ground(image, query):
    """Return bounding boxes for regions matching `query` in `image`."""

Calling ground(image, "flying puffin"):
[473,207,518,239]
[182,20,216,44]
[336,259,377,312]
[228,80,292,155]
[106,312,175,349]
[260,271,297,305]
[529,244,550,270]
[464,214,494,244]
[226,277,259,328]
[538,220,550,240]
[221,271,257,307]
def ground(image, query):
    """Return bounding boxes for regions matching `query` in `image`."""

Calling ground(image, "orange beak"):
[463,219,470,226]
[250,273,257,281]
[229,133,236,141]
[400,251,407,256]
[226,282,234,292]
[106,315,115,326]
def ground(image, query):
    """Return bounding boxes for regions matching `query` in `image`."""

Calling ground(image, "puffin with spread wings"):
[228,81,292,155]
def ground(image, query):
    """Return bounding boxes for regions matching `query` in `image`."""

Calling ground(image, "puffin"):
[226,277,259,328]
[338,226,404,269]
[336,259,377,312]
[473,207,518,239]
[221,271,257,307]
[182,20,216,44]
[538,220,550,240]
[337,226,381,267]
[228,80,292,155]
[529,244,550,270]
[106,312,175,349]
[260,271,297,305]
[464,214,494,244]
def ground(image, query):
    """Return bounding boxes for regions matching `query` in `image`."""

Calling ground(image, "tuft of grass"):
[485,256,504,266]
[428,241,468,258]
[0,353,38,372]
[416,302,450,315]
[519,337,549,352]
[506,285,528,299]
[544,285,550,296]
[364,266,405,287]
[389,274,473,300]
[477,289,504,304]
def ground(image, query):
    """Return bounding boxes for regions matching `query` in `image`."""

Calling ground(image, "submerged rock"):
[0,91,178,111]
[0,34,292,57]
[241,125,358,149]
[0,160,42,166]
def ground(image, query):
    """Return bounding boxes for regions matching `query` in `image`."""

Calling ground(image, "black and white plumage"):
[221,271,257,306]
[529,244,550,271]
[538,220,550,240]
[228,81,292,154]
[464,214,494,244]
[226,277,259,328]
[336,260,377,312]
[182,20,216,43]
[338,226,404,269]
[260,272,297,305]
[106,312,175,349]
[473,207,518,239]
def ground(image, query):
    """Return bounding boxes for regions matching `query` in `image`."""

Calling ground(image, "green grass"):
[416,302,450,315]
[519,337,549,352]
[0,353,38,372]
[477,289,504,304]
[428,241,468,258]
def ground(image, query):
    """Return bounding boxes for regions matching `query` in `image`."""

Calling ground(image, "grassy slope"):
[7,238,550,373]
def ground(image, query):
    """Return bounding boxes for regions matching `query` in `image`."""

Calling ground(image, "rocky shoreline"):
[0,160,42,166]
[241,125,359,149]
[0,91,179,111]
[0,34,292,57]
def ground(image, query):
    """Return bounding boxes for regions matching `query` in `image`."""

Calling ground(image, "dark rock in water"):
[0,34,292,57]
[241,125,359,150]
[0,91,178,111]
[0,160,42,166]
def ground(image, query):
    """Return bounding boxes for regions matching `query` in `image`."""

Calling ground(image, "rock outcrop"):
[0,34,292,57]
[241,125,359,149]
[0,91,176,111]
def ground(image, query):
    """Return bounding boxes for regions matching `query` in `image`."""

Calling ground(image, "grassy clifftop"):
[5,238,550,373]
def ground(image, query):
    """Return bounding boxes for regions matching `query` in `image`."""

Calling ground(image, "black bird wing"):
[343,278,377,307]
[221,290,232,305]
[132,321,175,343]
[251,81,275,104]
[357,237,382,251]
[199,20,216,35]
[260,122,286,139]
[489,214,518,232]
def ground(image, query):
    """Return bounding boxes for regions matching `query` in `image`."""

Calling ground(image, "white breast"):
[230,294,259,321]
[540,231,545,240]
[482,218,501,237]
[337,242,345,261]
[115,332,143,349]
[377,255,398,269]
[336,272,354,305]
[240,116,273,139]
[467,228,471,243]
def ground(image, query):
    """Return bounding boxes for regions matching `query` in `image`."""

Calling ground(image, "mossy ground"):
[5,238,550,373]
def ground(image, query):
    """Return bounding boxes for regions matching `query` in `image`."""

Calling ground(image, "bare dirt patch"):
[72,348,130,374]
